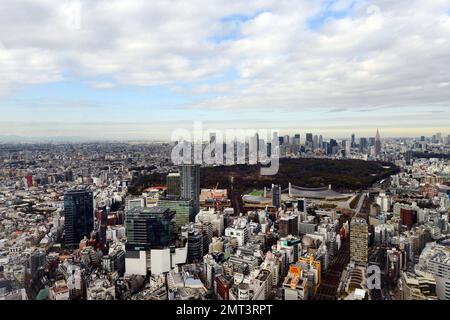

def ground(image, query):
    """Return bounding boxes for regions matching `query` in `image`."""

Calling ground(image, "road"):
[314,192,366,300]
[315,237,350,300]
[355,192,367,215]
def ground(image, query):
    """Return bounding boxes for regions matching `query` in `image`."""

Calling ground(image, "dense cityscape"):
[1,1,450,315]
[1,131,449,301]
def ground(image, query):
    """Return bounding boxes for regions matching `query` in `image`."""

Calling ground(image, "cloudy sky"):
[0,0,449,140]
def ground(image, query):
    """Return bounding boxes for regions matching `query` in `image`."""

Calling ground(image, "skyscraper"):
[297,199,307,214]
[29,251,46,280]
[313,135,319,151]
[351,134,356,148]
[64,190,94,249]
[125,206,177,250]
[359,137,368,153]
[124,206,180,276]
[293,134,301,146]
[329,139,338,155]
[166,172,181,198]
[272,184,281,209]
[181,164,201,216]
[350,216,368,265]
[342,140,350,157]
[375,129,382,157]
[157,197,193,231]
[306,133,313,148]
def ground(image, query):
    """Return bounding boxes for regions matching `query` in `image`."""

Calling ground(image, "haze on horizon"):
[0,0,449,140]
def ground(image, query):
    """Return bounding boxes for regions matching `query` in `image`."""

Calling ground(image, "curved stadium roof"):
[242,195,272,204]
[289,184,345,199]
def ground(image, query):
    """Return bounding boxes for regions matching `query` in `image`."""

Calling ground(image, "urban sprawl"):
[1,131,450,301]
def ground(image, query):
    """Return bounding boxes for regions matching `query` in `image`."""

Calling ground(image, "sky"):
[0,0,450,141]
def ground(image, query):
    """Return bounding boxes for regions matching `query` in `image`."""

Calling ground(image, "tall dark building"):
[294,134,301,146]
[375,129,382,156]
[29,251,46,280]
[278,215,299,237]
[359,137,368,153]
[98,208,108,248]
[297,199,306,213]
[306,133,313,148]
[180,164,200,217]
[166,172,181,198]
[272,184,281,209]
[351,134,356,148]
[186,228,203,263]
[125,206,177,251]
[64,170,73,182]
[64,190,94,249]
[329,139,338,155]
[400,208,417,230]
[405,150,414,165]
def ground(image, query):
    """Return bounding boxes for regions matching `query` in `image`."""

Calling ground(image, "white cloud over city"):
[0,0,449,138]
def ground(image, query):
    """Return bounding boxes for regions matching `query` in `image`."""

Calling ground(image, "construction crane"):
[210,182,222,211]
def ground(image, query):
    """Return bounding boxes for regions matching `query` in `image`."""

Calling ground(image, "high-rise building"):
[405,150,414,165]
[306,133,313,148]
[125,206,177,251]
[186,227,204,263]
[29,251,46,280]
[64,190,94,249]
[350,216,368,265]
[278,215,299,237]
[329,139,338,155]
[297,199,306,213]
[157,197,193,231]
[351,134,356,148]
[359,137,368,153]
[400,208,417,230]
[272,184,281,209]
[166,172,181,198]
[375,129,382,157]
[98,208,108,248]
[293,134,301,146]
[342,140,350,157]
[180,164,200,216]
[283,135,290,145]
[313,135,319,150]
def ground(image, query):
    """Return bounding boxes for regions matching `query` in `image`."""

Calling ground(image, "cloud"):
[87,81,115,89]
[0,0,449,116]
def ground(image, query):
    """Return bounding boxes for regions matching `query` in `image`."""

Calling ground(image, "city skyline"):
[0,126,447,143]
[1,0,450,139]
